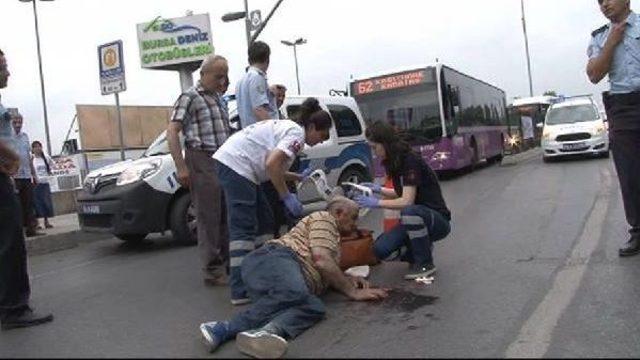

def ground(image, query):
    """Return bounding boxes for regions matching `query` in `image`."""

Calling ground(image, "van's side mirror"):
[536,123,544,129]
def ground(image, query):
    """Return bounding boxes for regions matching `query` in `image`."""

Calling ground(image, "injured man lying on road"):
[199,195,389,358]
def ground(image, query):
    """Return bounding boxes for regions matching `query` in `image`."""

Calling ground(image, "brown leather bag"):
[339,229,379,270]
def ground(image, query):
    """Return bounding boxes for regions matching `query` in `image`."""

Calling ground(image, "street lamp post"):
[281,38,307,95]
[521,0,534,97]
[20,0,54,155]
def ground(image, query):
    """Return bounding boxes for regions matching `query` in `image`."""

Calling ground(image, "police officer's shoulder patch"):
[592,24,608,37]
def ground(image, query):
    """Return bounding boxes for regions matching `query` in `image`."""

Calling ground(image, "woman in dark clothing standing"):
[354,121,452,279]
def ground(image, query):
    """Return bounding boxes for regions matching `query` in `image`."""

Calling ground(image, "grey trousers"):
[185,148,229,278]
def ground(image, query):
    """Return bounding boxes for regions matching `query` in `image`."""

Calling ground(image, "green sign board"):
[136,13,214,69]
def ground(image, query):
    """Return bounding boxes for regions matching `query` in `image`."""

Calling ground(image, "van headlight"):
[116,159,162,186]
[542,129,552,140]
[594,124,606,135]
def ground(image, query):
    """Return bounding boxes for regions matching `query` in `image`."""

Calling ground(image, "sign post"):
[98,40,127,160]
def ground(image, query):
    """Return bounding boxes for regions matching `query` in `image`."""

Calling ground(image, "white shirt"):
[32,155,54,184]
[213,120,305,184]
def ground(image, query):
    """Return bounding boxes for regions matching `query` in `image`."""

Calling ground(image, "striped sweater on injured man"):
[267,211,341,295]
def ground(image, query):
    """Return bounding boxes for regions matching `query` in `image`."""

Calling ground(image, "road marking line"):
[505,168,612,358]
[31,258,106,281]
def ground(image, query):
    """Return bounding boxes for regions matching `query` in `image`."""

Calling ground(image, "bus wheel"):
[170,193,198,246]
[489,146,504,164]
[115,233,147,243]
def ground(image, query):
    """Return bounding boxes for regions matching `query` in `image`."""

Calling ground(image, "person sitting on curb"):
[199,196,389,358]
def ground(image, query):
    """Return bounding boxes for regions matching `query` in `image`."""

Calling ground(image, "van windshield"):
[546,104,598,125]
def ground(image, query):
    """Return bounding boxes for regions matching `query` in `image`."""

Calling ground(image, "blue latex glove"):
[281,192,304,217]
[299,167,314,181]
[354,194,380,208]
[360,182,382,194]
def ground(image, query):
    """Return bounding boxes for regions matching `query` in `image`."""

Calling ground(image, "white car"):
[541,96,609,162]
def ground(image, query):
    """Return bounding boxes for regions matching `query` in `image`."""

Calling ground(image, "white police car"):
[77,95,373,243]
[541,95,609,162]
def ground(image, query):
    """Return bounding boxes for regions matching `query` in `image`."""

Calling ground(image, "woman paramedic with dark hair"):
[213,97,332,305]
[355,121,451,280]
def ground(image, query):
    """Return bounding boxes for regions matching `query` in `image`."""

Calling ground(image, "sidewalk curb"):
[26,231,113,257]
[500,148,543,167]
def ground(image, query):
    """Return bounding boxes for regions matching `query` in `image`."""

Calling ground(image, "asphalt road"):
[1,154,638,358]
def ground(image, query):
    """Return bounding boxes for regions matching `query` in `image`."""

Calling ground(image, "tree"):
[543,90,557,97]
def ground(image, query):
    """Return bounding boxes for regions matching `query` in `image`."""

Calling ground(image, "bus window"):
[442,67,507,129]
[352,68,442,143]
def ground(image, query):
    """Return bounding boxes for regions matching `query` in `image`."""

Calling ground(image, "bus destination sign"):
[352,69,426,96]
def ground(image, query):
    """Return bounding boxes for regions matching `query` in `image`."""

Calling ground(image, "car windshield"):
[546,104,598,125]
[143,131,170,157]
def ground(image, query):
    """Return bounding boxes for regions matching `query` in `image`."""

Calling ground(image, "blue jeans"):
[374,205,450,266]
[215,161,275,300]
[227,244,326,339]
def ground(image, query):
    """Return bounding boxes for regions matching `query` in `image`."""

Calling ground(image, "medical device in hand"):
[297,169,371,217]
[340,182,373,198]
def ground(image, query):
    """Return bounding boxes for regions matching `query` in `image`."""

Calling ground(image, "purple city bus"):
[350,64,508,176]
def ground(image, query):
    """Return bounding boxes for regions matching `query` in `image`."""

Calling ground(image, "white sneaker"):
[236,330,288,358]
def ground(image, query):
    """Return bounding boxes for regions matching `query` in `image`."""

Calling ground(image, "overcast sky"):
[0,0,616,154]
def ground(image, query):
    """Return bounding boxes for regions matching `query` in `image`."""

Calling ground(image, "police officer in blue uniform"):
[235,41,279,129]
[587,0,640,256]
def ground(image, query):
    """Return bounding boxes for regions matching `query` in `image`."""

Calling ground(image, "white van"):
[76,95,373,243]
[541,95,609,162]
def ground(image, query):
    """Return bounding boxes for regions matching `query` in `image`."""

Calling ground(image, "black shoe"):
[1,308,53,330]
[404,263,437,280]
[619,236,640,257]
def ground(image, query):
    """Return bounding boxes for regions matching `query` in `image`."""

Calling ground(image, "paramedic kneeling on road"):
[355,121,452,280]
[213,97,332,305]
[199,196,388,359]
